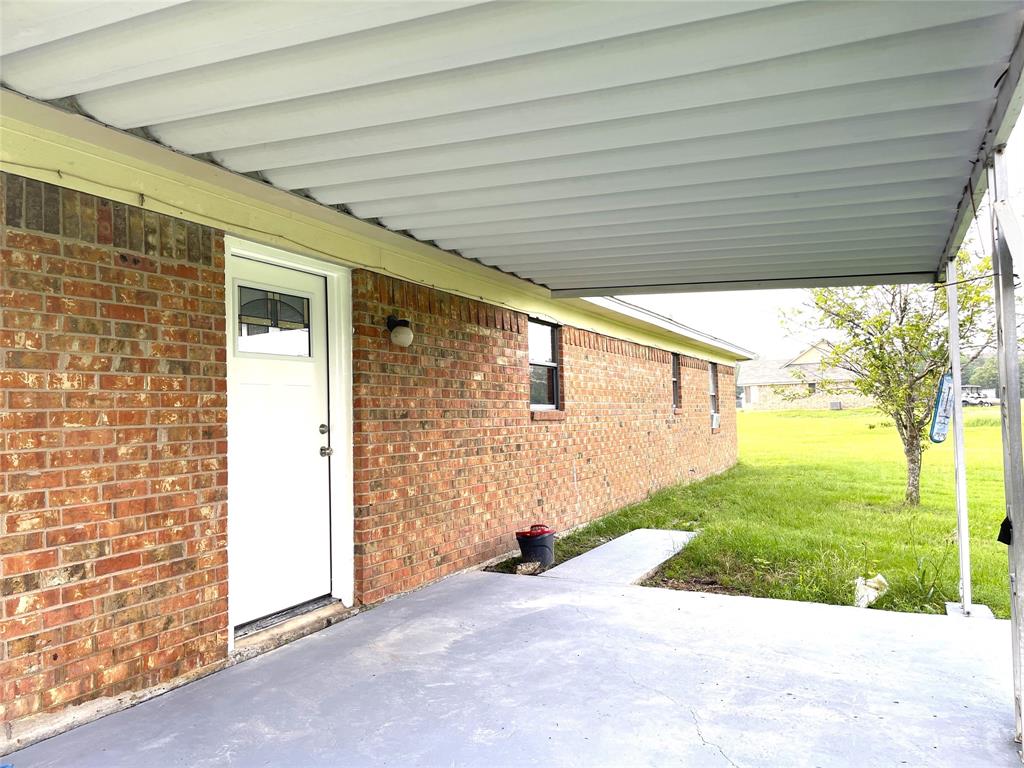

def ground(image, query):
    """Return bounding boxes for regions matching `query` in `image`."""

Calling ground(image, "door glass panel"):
[237,286,311,357]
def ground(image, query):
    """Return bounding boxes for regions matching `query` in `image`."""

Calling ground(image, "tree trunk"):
[904,435,922,506]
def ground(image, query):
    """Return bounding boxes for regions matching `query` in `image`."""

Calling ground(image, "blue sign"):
[930,372,953,443]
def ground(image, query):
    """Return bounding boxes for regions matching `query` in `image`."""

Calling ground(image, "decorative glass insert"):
[528,319,559,408]
[237,286,311,357]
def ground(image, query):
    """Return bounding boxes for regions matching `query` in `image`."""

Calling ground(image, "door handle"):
[320,446,333,457]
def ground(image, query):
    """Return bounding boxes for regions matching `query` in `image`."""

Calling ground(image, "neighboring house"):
[737,342,874,411]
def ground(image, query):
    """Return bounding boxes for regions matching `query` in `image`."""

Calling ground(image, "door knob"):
[318,423,329,434]
[320,446,333,457]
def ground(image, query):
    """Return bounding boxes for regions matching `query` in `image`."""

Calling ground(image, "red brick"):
[0,370,46,388]
[41,601,95,631]
[0,328,44,349]
[5,588,61,616]
[8,390,62,408]
[94,552,143,576]
[63,279,114,300]
[8,469,64,491]
[2,248,44,270]
[1,290,44,311]
[6,509,58,532]
[1,450,46,471]
[3,550,58,574]
[6,231,60,255]
[6,350,57,369]
[45,295,98,316]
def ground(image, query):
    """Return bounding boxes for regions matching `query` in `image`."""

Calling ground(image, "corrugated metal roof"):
[2,0,1022,296]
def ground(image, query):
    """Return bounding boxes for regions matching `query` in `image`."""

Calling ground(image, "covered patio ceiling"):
[1,0,1022,296]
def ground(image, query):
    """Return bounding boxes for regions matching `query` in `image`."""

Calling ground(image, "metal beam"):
[550,271,935,297]
[939,24,1024,274]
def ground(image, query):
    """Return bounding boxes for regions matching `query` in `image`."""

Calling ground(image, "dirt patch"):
[646,575,744,595]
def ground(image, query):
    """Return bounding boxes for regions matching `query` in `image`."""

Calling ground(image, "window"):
[808,382,817,395]
[237,286,311,357]
[709,362,720,427]
[671,353,681,408]
[528,320,559,408]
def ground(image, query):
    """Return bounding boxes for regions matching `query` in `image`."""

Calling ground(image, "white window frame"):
[709,362,720,429]
[671,353,681,409]
[528,319,560,410]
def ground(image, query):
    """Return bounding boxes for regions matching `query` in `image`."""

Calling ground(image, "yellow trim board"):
[0,89,747,363]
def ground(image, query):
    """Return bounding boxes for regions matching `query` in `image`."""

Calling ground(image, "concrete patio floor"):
[8,570,1016,767]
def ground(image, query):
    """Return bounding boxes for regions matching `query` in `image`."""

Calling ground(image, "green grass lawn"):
[647,408,1009,617]
[496,408,1010,617]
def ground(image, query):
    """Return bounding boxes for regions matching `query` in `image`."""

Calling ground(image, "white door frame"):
[224,236,354,648]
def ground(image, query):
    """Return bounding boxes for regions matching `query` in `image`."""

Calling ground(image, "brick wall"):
[1,173,229,733]
[1,174,738,741]
[352,271,737,604]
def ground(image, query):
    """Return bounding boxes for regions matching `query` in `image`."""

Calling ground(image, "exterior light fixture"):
[387,315,414,347]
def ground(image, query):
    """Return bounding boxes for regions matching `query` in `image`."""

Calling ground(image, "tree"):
[969,357,999,389]
[787,252,994,505]
[969,356,1024,390]
[961,353,984,384]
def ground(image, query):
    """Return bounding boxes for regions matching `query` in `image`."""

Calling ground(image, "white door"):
[227,256,332,627]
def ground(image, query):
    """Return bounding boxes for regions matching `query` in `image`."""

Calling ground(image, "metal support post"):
[992,146,1024,748]
[946,276,972,614]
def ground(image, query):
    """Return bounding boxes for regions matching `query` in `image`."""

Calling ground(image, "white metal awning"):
[1,0,1022,295]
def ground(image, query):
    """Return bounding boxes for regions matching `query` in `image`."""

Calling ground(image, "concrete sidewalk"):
[541,528,696,584]
[8,571,1016,767]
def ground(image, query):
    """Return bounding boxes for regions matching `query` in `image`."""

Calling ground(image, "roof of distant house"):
[737,341,857,386]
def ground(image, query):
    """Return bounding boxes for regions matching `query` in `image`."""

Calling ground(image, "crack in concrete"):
[614,626,745,768]
[688,706,740,768]
[622,666,740,768]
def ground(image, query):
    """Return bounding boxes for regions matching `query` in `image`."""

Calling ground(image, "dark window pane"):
[528,321,555,364]
[530,364,556,406]
[276,293,308,326]
[239,286,271,321]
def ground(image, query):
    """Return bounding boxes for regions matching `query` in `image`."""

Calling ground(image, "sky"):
[624,121,1024,362]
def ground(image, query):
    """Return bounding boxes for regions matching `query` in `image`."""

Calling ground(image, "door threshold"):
[232,596,359,662]
[235,595,337,639]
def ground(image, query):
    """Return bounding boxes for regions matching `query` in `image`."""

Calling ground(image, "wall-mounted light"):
[387,315,414,348]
